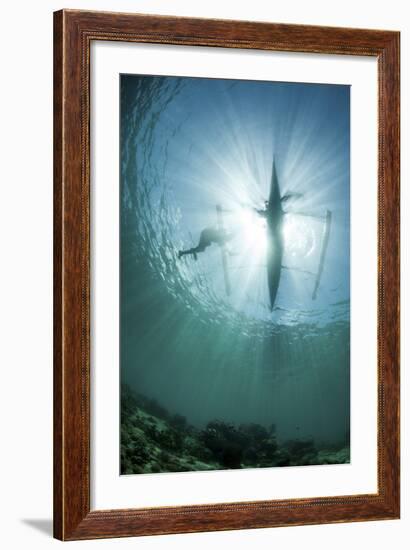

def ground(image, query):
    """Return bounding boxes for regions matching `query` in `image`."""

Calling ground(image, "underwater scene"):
[120,74,350,475]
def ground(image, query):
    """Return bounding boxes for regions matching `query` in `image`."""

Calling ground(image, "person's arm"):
[281,192,303,202]
[254,208,267,218]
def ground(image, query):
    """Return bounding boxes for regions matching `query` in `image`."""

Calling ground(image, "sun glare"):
[236,208,268,257]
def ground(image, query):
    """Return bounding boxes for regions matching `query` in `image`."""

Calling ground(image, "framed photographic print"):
[53,9,400,540]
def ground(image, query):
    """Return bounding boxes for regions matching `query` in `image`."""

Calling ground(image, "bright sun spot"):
[236,208,267,257]
[228,209,317,269]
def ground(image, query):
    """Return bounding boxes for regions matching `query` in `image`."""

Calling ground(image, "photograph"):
[0,1,400,546]
[120,73,351,475]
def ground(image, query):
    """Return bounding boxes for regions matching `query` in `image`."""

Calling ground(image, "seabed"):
[121,386,350,475]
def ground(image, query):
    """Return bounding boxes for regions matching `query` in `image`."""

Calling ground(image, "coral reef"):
[121,386,350,475]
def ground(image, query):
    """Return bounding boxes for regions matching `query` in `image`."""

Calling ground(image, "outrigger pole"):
[216,204,231,296]
[312,209,332,300]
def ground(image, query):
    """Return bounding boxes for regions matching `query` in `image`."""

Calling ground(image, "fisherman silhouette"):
[254,193,303,218]
[177,191,301,262]
[254,200,270,218]
[178,227,233,261]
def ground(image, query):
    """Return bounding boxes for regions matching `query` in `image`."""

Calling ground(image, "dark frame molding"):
[53,9,400,541]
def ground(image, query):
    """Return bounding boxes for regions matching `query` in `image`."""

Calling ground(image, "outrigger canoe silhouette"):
[178,157,332,311]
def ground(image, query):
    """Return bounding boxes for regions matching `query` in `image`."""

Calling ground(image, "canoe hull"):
[267,225,283,311]
[266,159,284,310]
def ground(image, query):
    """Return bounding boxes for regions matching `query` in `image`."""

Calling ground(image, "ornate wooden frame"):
[53,9,400,541]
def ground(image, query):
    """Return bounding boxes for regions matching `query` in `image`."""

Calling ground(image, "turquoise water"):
[120,74,350,459]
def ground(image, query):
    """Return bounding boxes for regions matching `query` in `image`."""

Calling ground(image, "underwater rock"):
[274,449,291,467]
[221,443,243,469]
[121,385,350,474]
[169,413,188,430]
[243,446,258,463]
[317,447,350,465]
[285,438,316,457]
